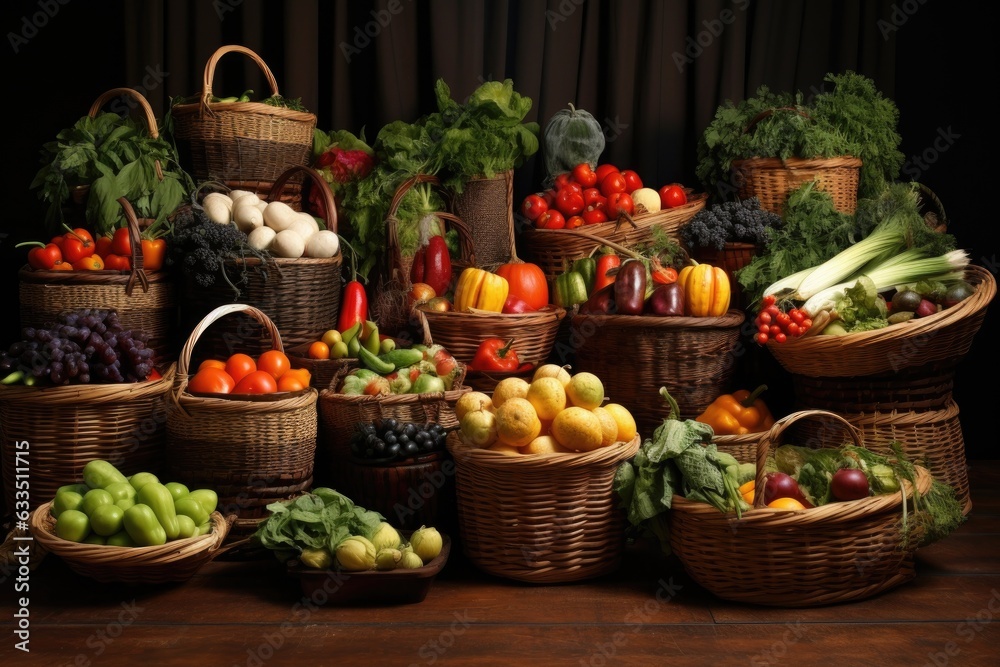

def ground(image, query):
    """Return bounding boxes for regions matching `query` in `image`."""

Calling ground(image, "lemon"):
[522,435,568,455]
[592,407,619,447]
[551,406,603,452]
[460,409,498,448]
[565,372,604,410]
[494,397,542,448]
[455,391,494,422]
[603,403,637,442]
[492,377,531,409]
[532,363,572,387]
[488,442,522,456]
[525,376,567,421]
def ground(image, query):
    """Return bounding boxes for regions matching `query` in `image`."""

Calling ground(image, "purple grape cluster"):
[0,309,155,385]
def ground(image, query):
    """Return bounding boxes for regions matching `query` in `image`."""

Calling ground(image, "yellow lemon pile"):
[458,364,637,455]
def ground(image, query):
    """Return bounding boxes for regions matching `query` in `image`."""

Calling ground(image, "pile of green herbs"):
[331,78,540,279]
[696,70,904,204]
[252,487,385,563]
[30,111,194,238]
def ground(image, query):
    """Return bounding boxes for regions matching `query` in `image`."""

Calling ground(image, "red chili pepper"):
[469,338,520,372]
[593,253,621,293]
[410,233,452,297]
[338,280,369,333]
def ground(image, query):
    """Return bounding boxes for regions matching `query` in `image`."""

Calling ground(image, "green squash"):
[543,103,605,181]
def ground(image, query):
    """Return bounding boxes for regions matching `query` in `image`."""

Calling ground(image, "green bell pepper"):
[136,482,180,540]
[123,504,167,546]
[554,270,590,308]
[572,257,597,296]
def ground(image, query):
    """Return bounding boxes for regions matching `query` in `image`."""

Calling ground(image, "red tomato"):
[225,353,257,385]
[563,182,583,196]
[659,184,688,209]
[188,367,236,394]
[94,236,113,258]
[599,172,627,198]
[541,189,557,207]
[199,359,227,371]
[111,227,132,256]
[103,253,130,271]
[257,350,291,381]
[565,215,585,230]
[232,370,278,394]
[277,374,307,392]
[594,164,619,183]
[555,189,585,216]
[606,191,634,217]
[521,194,549,222]
[582,206,608,225]
[536,210,566,229]
[553,172,573,189]
[572,163,598,188]
[581,188,604,208]
[620,170,643,193]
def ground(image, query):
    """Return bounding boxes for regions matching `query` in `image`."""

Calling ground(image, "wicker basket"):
[450,169,517,269]
[20,197,178,362]
[285,341,360,391]
[519,189,707,283]
[787,400,972,515]
[374,174,477,338]
[791,362,958,413]
[690,242,759,308]
[318,365,470,489]
[169,44,316,188]
[568,310,746,439]
[766,264,996,378]
[415,304,566,367]
[447,433,641,583]
[30,502,230,584]
[166,304,318,534]
[177,165,342,362]
[0,365,175,513]
[669,410,933,607]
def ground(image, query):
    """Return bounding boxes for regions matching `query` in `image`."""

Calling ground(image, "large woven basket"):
[447,433,641,583]
[669,410,933,607]
[20,197,178,361]
[30,501,230,584]
[519,189,707,283]
[569,310,746,439]
[766,264,996,377]
[791,361,958,413]
[450,169,517,269]
[0,365,175,513]
[177,165,342,362]
[170,44,316,188]
[732,156,862,215]
[166,304,318,534]
[787,400,972,515]
[416,305,566,367]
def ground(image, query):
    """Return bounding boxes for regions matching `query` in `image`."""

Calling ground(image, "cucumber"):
[379,348,424,369]
[358,346,395,374]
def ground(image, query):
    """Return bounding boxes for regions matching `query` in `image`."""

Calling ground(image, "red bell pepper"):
[469,338,520,372]
[18,241,63,270]
[410,234,452,297]
[111,226,132,257]
[593,253,621,293]
[140,238,167,272]
[338,280,368,333]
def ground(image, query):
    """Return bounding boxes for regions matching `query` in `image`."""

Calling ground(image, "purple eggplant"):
[614,260,647,315]
[580,284,616,314]
[645,283,685,316]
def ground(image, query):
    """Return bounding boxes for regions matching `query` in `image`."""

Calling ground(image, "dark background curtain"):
[1,0,996,457]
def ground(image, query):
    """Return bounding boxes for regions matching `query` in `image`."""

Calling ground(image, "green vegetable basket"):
[669,410,933,607]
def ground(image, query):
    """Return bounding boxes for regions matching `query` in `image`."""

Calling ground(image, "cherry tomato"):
[257,350,291,381]
[758,324,770,335]
[540,190,557,207]
[606,191,634,217]
[762,294,777,307]
[565,215,585,230]
[776,312,792,328]
[521,194,548,222]
[774,332,787,343]
[801,318,813,331]
[582,188,605,208]
[765,304,780,317]
[755,332,769,345]
[307,341,330,360]
[555,189,585,216]
[572,163,598,188]
[536,210,566,230]
[233,370,278,394]
[599,172,627,198]
[770,325,781,337]
[786,323,801,337]
[658,184,688,209]
[620,169,643,193]
[225,353,257,385]
[188,367,236,394]
[594,164,619,183]
[582,206,608,225]
[563,181,584,196]
[553,172,573,189]
[789,308,805,324]
[757,311,772,325]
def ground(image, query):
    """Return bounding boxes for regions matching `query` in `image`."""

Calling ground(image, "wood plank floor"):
[3,461,998,667]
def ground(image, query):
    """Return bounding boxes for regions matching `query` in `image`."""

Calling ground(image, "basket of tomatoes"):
[165,303,318,536]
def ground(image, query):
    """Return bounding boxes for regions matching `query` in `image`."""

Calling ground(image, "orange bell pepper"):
[695,384,775,436]
[141,238,167,272]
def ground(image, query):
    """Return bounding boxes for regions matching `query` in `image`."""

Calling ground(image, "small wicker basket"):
[30,502,230,584]
[166,304,318,535]
[0,364,175,513]
[450,169,517,269]
[447,434,641,583]
[169,44,316,189]
[519,189,707,283]
[669,410,933,607]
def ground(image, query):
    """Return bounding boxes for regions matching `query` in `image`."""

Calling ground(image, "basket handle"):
[116,197,151,296]
[199,44,281,111]
[176,304,284,380]
[753,409,864,509]
[385,174,476,284]
[267,165,339,234]
[90,88,164,182]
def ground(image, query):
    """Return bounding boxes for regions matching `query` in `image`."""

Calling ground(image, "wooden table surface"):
[3,461,998,667]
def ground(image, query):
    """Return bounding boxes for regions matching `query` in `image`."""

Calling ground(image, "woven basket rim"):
[170,99,317,124]
[570,308,746,329]
[732,156,864,169]
[418,304,566,322]
[0,363,175,405]
[448,433,640,469]
[18,264,173,284]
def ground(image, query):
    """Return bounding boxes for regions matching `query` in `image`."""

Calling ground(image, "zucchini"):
[379,348,424,369]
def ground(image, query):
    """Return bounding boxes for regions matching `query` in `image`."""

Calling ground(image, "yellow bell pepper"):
[678,261,730,317]
[695,384,775,436]
[453,267,509,313]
